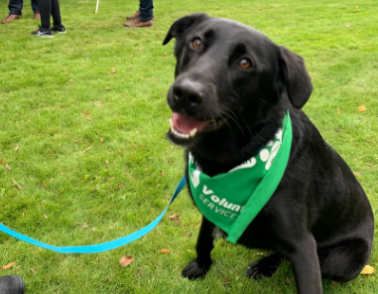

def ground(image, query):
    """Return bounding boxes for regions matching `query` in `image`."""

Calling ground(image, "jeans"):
[138,0,153,21]
[8,0,39,15]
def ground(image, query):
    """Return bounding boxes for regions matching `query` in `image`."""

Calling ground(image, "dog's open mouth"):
[169,112,227,140]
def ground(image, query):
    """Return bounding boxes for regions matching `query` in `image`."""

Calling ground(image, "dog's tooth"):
[169,118,174,128]
[189,128,197,137]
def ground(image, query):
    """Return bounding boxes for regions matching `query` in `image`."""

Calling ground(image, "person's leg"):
[138,0,153,21]
[8,0,23,16]
[31,0,39,13]
[31,0,53,37]
[38,0,51,29]
[50,0,62,26]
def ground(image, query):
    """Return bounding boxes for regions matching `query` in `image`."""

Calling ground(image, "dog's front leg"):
[284,233,323,294]
[182,216,214,280]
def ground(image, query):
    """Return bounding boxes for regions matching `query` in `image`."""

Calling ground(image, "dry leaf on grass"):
[15,145,20,151]
[86,117,92,121]
[358,105,367,112]
[81,223,89,229]
[224,277,229,285]
[84,110,90,114]
[360,265,374,275]
[110,68,116,74]
[100,138,104,143]
[345,24,351,28]
[1,262,16,270]
[337,108,340,114]
[188,232,193,237]
[119,256,133,267]
[92,227,96,232]
[83,146,92,153]
[12,179,23,190]
[136,131,140,134]
[43,183,47,188]
[6,164,11,170]
[93,101,104,106]
[0,158,3,164]
[74,140,79,143]
[169,214,179,220]
[160,170,165,176]
[161,249,170,254]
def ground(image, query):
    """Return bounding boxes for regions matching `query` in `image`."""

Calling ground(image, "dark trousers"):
[138,0,153,21]
[38,0,62,29]
[8,0,39,15]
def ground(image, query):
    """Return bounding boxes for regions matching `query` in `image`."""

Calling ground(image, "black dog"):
[163,13,374,294]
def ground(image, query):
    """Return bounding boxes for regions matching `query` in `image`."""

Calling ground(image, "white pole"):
[95,0,99,14]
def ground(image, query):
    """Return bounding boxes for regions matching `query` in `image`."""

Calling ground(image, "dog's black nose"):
[173,80,204,107]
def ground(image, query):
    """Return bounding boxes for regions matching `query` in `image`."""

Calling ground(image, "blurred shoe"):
[1,14,21,24]
[0,275,25,294]
[51,24,66,34]
[123,17,153,28]
[31,26,53,38]
[126,11,154,20]
[126,11,139,20]
[34,13,40,19]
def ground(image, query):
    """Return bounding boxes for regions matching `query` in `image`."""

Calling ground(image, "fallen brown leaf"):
[93,101,104,106]
[104,278,109,282]
[224,277,229,285]
[345,24,351,28]
[74,140,79,143]
[0,158,3,164]
[84,110,89,114]
[110,68,116,74]
[15,145,20,151]
[188,232,193,237]
[161,249,170,254]
[81,223,89,229]
[358,105,367,112]
[43,183,47,188]
[66,133,70,137]
[337,108,340,114]
[83,146,92,153]
[119,256,133,267]
[46,276,50,281]
[12,179,23,190]
[92,227,96,232]
[86,117,92,121]
[360,265,374,274]
[169,214,179,220]
[1,262,16,270]
[6,164,11,170]
[160,170,165,176]
[100,138,104,143]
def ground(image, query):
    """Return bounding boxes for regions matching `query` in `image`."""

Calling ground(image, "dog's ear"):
[162,13,209,45]
[278,47,313,109]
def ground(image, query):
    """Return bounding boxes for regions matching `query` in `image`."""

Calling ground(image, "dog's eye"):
[239,59,251,69]
[192,38,202,49]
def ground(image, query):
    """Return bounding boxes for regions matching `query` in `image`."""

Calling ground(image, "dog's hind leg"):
[182,216,215,280]
[246,253,284,279]
[318,237,372,282]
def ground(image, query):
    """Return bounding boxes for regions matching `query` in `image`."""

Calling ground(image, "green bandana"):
[188,111,292,243]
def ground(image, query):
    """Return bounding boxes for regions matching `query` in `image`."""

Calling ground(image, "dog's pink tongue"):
[171,113,207,133]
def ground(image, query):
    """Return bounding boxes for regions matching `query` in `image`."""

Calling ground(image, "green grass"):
[0,0,377,292]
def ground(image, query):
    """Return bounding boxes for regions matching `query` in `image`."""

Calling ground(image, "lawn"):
[0,0,377,293]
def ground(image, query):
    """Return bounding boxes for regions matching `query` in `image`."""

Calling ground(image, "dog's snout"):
[173,80,204,107]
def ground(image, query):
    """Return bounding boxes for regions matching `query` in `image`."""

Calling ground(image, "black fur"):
[163,14,374,294]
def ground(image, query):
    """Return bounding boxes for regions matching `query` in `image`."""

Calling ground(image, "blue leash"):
[0,176,187,254]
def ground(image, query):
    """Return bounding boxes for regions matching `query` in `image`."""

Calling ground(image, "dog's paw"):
[245,254,281,280]
[182,259,212,280]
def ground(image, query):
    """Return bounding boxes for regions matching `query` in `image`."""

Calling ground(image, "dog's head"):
[163,14,312,146]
